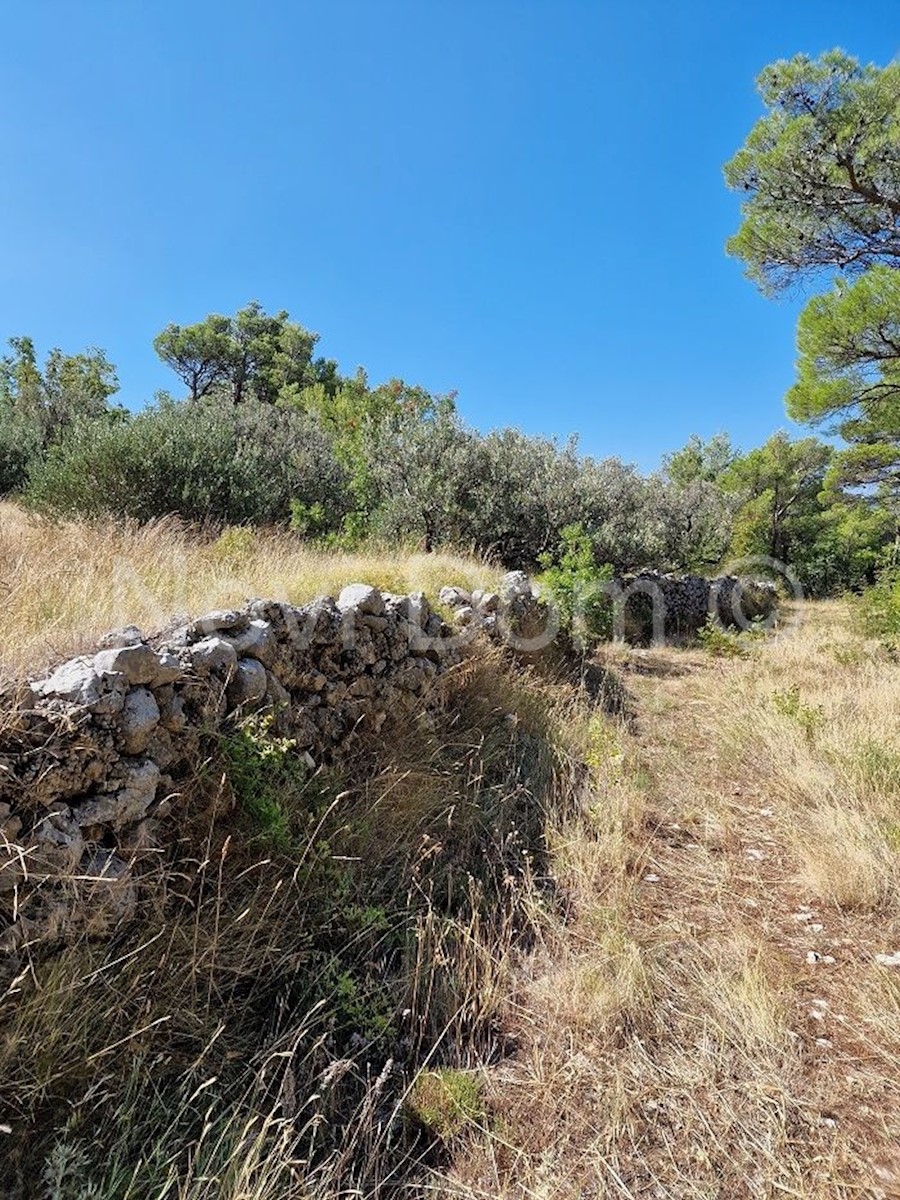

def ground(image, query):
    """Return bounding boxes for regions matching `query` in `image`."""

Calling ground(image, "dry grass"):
[433,602,900,1199]
[2,646,583,1199]
[0,501,499,675]
[6,506,900,1198]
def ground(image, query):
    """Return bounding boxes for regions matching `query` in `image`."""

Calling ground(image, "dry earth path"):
[447,603,900,1199]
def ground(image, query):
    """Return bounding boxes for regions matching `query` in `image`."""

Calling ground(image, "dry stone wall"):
[0,568,777,964]
[0,585,461,960]
[441,571,779,643]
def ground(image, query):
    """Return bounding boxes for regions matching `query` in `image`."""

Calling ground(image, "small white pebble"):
[822,955,836,965]
[792,912,813,923]
[810,923,825,934]
[644,873,660,883]
[875,951,900,968]
[815,1037,832,1047]
[809,1009,826,1021]
[758,807,774,818]
[819,1116,837,1128]
[807,950,821,965]
[744,848,765,861]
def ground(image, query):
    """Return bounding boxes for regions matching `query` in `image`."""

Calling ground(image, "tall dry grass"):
[7,500,900,1199]
[2,646,590,1199]
[431,603,900,1199]
[0,501,499,676]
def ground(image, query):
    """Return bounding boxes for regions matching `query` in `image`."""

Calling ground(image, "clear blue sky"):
[2,1,898,470]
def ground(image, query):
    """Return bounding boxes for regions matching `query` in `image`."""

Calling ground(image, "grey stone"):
[154,651,182,684]
[189,609,250,637]
[265,669,291,711]
[337,584,385,615]
[76,760,160,829]
[348,675,377,698]
[117,687,160,755]
[227,658,268,710]
[359,614,389,632]
[499,571,532,601]
[156,689,187,733]
[189,637,238,677]
[438,585,471,608]
[33,656,127,714]
[94,644,167,686]
[227,619,276,667]
[97,625,144,650]
[30,810,84,874]
[144,727,176,770]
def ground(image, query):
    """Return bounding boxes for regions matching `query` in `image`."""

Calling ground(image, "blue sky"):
[2,1,898,470]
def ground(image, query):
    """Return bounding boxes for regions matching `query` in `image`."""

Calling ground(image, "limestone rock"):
[189,637,238,677]
[227,658,268,710]
[97,625,144,650]
[439,585,471,608]
[337,584,385,616]
[227,619,276,667]
[117,687,160,755]
[156,687,187,732]
[499,571,532,601]
[75,760,160,830]
[30,810,85,875]
[33,656,127,714]
[94,644,168,687]
[189,609,250,638]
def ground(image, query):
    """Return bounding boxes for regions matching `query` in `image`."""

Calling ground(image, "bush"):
[26,394,349,526]
[0,405,42,494]
[538,523,614,648]
[856,567,900,645]
[221,715,313,848]
[697,617,750,658]
[404,1068,484,1141]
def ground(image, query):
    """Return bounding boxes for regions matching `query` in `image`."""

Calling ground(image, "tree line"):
[1,48,898,597]
[0,297,894,595]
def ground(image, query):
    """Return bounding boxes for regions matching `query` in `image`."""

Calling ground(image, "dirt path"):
[613,622,900,1199]
[450,605,900,1199]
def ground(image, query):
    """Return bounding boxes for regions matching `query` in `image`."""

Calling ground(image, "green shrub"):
[404,1068,484,1141]
[220,715,312,847]
[697,617,750,658]
[771,685,825,741]
[857,567,900,645]
[0,404,43,494]
[26,394,349,526]
[538,523,614,648]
